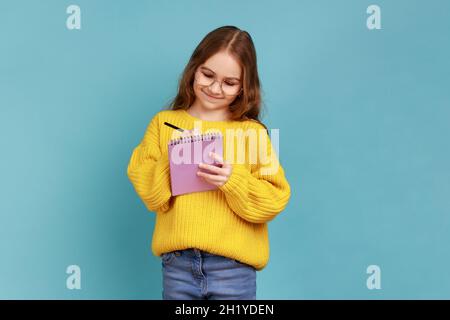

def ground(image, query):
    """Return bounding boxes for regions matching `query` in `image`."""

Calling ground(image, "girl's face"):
[192,51,242,112]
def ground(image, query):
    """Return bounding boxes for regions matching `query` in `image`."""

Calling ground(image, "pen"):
[164,122,185,132]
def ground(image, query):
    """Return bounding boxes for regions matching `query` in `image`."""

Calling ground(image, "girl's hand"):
[197,152,232,187]
[180,128,200,138]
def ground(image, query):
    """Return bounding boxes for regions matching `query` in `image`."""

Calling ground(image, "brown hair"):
[165,25,267,130]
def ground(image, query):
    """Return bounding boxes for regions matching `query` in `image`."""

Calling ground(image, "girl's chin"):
[201,99,219,106]
[199,98,224,108]
[199,101,224,111]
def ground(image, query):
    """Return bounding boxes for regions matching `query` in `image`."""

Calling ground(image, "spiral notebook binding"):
[168,131,223,146]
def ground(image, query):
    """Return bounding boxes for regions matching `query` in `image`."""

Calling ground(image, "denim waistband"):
[170,248,216,257]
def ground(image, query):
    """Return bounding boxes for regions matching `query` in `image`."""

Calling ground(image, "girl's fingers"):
[208,152,223,164]
[209,152,231,168]
[197,171,227,183]
[198,152,232,187]
[180,128,200,138]
[198,163,225,175]
[180,130,193,138]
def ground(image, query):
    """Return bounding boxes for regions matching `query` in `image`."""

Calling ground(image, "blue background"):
[1,0,449,299]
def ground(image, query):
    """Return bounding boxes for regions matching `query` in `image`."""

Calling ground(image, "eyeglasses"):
[194,68,243,97]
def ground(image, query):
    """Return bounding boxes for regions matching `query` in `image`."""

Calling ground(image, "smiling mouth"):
[202,90,223,100]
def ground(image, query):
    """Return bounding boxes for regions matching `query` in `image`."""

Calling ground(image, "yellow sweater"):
[127,108,291,270]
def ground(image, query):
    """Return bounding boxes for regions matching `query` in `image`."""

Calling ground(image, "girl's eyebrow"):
[200,66,241,81]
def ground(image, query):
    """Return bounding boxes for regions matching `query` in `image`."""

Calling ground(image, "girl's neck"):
[188,101,232,122]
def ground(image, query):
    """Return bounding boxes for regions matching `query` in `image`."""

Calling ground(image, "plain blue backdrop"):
[1,0,449,299]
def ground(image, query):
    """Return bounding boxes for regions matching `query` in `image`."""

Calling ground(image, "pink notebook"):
[168,132,223,196]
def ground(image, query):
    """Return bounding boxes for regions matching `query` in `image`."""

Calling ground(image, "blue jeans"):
[161,248,256,300]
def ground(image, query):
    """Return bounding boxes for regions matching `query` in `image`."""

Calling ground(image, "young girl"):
[127,26,291,300]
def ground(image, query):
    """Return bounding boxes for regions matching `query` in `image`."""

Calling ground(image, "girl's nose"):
[208,81,223,95]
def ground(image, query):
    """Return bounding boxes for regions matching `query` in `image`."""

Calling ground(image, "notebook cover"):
[168,132,223,196]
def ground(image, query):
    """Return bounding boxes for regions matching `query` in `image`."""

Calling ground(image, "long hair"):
[165,25,267,130]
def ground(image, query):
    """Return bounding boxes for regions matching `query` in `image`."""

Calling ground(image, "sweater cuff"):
[143,154,172,212]
[218,163,250,195]
[152,154,172,197]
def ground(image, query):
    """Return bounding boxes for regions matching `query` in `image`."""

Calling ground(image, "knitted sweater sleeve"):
[127,113,172,213]
[218,124,291,224]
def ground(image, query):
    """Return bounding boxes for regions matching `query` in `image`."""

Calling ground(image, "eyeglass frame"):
[194,67,243,97]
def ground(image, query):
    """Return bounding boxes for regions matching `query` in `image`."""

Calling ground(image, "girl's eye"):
[224,82,237,86]
[202,72,214,78]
